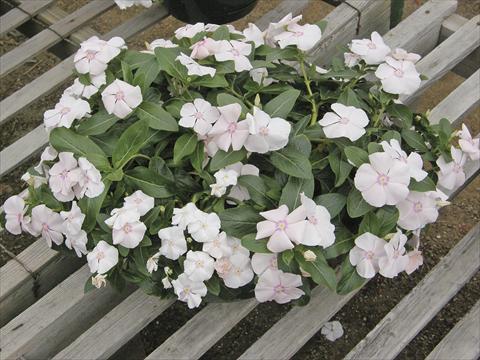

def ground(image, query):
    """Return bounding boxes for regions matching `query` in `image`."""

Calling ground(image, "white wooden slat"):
[426,300,480,360]
[0,0,114,78]
[0,2,169,126]
[428,69,480,127]
[0,0,54,36]
[401,15,480,105]
[0,265,134,360]
[345,223,480,360]
[53,290,175,360]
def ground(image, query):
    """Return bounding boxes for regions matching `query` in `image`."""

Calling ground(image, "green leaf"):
[218,206,262,238]
[154,47,187,81]
[77,110,120,136]
[401,129,428,152]
[359,212,380,235]
[324,227,354,259]
[344,146,369,167]
[290,134,312,156]
[315,20,327,32]
[123,50,155,69]
[50,127,106,158]
[190,141,205,173]
[338,88,369,110]
[315,193,347,217]
[137,101,178,132]
[328,153,353,187]
[270,146,312,179]
[112,120,150,169]
[409,176,436,192]
[387,103,413,128]
[241,234,271,253]
[375,207,399,237]
[78,180,110,232]
[346,188,374,218]
[173,133,198,164]
[84,277,96,294]
[217,93,248,113]
[133,56,161,90]
[279,176,314,211]
[238,175,276,208]
[124,167,172,198]
[206,276,221,296]
[263,89,300,118]
[282,249,294,265]
[368,142,383,154]
[382,130,402,142]
[121,61,133,83]
[295,249,337,291]
[191,74,228,88]
[337,257,366,295]
[210,149,246,171]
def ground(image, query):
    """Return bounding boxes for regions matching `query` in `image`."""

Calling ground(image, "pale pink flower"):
[354,152,410,207]
[390,48,421,63]
[274,23,322,51]
[225,162,260,202]
[158,226,187,260]
[176,53,216,77]
[375,57,421,95]
[60,201,85,235]
[172,202,202,230]
[64,73,106,100]
[265,13,302,46]
[458,124,479,161]
[255,204,307,253]
[245,107,291,154]
[350,31,391,64]
[44,95,91,131]
[321,321,344,342]
[190,37,217,59]
[210,183,227,198]
[65,230,88,257]
[255,269,304,304]
[143,39,177,54]
[436,146,467,190]
[114,0,152,9]
[34,146,58,175]
[208,103,249,152]
[87,240,119,274]
[214,168,238,187]
[48,152,82,202]
[405,249,423,274]
[249,67,276,86]
[74,36,125,75]
[243,23,265,48]
[188,211,221,243]
[111,209,146,249]
[3,195,28,235]
[183,250,215,281]
[175,23,205,40]
[74,157,105,199]
[203,231,232,259]
[220,253,254,288]
[102,79,143,119]
[226,235,250,257]
[379,230,409,278]
[214,40,252,72]
[21,173,47,188]
[344,52,361,67]
[251,253,278,275]
[381,139,427,181]
[319,103,369,141]
[297,193,335,248]
[396,191,439,231]
[349,232,387,279]
[180,99,220,135]
[172,273,207,309]
[123,190,154,216]
[146,253,160,274]
[28,205,64,247]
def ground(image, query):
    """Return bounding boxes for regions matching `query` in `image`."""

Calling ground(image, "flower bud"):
[92,274,107,289]
[384,232,396,240]
[300,267,311,277]
[303,250,317,262]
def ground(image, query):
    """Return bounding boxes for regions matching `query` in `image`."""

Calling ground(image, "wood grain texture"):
[345,224,480,360]
[401,15,480,105]
[0,265,134,360]
[53,290,174,360]
[426,300,480,360]
[0,0,54,36]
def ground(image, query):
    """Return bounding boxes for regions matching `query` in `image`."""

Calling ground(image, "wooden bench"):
[0,0,479,359]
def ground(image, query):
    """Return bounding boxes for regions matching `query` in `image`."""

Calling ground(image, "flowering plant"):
[2,15,478,308]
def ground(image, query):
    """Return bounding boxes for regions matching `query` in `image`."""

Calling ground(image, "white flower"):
[203,231,232,259]
[179,99,220,136]
[183,250,215,281]
[354,152,410,207]
[105,206,134,228]
[175,23,205,40]
[28,205,64,247]
[34,146,58,175]
[21,172,47,188]
[227,235,250,257]
[172,202,201,230]
[436,146,467,190]
[208,103,249,152]
[64,73,106,99]
[243,23,265,48]
[349,232,387,278]
[245,107,291,154]
[74,36,125,75]
[220,253,254,288]
[321,321,344,342]
[162,277,172,289]
[210,183,227,198]
[172,273,207,309]
[381,139,427,181]
[190,37,217,60]
[114,0,152,9]
[143,39,177,54]
[458,124,479,161]
[405,249,423,275]
[214,169,238,187]
[60,201,85,235]
[87,240,119,274]
[319,103,369,142]
[249,67,276,86]
[158,226,187,260]
[379,230,409,278]
[123,190,154,216]
[396,191,439,230]
[3,195,28,235]
[74,157,105,199]
[48,152,82,202]
[255,269,304,304]
[274,23,322,51]
[102,79,143,119]
[214,40,252,72]
[111,208,146,249]
[390,48,421,63]
[344,52,361,67]
[350,31,391,64]
[176,53,216,77]
[65,230,88,257]
[92,274,107,288]
[251,253,278,275]
[264,13,302,46]
[188,211,221,243]
[375,57,421,95]
[225,162,260,202]
[204,23,241,34]
[146,252,160,273]
[44,95,91,131]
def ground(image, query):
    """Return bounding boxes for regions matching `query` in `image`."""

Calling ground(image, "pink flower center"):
[274,284,285,293]
[367,41,376,49]
[115,91,125,101]
[231,48,240,57]
[60,107,71,115]
[259,126,269,136]
[195,111,204,120]
[123,223,132,233]
[270,258,278,269]
[453,163,462,173]
[42,223,49,231]
[276,220,288,231]
[377,174,389,186]
[393,250,400,259]
[339,117,349,125]
[227,122,237,133]
[86,50,97,60]
[96,251,105,260]
[308,216,318,225]
[394,69,404,78]
[294,31,304,37]
[366,251,375,260]
[413,201,423,213]
[196,260,204,268]
[134,198,142,204]
[60,170,69,180]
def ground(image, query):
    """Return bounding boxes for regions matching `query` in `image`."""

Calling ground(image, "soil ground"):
[0,0,479,359]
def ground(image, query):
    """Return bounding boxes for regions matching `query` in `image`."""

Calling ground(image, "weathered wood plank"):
[345,223,480,360]
[147,299,257,360]
[401,15,480,105]
[53,290,174,360]
[440,13,480,78]
[426,300,480,360]
[0,265,134,360]
[428,69,480,127]
[0,0,114,77]
[0,0,54,36]
[0,2,169,126]
[255,0,309,30]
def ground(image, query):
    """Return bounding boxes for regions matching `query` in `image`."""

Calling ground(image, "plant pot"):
[164,0,259,24]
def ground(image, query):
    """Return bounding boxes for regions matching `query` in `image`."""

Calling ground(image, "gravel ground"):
[0,0,479,358]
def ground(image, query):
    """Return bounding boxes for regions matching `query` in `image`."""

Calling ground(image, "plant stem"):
[227,86,254,108]
[299,59,318,126]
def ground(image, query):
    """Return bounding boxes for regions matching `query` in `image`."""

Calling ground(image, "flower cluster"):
[2,15,477,309]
